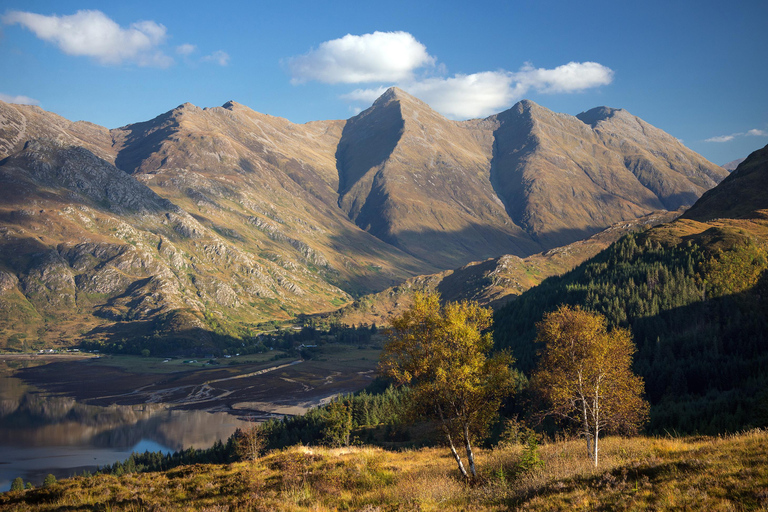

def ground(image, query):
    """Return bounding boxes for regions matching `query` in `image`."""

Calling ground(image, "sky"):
[0,0,766,165]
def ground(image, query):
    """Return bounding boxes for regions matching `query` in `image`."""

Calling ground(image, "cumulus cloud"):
[2,9,172,67]
[513,61,614,93]
[291,32,615,119]
[0,92,41,105]
[288,31,435,84]
[340,64,613,119]
[202,50,230,66]
[176,43,196,56]
[404,72,523,119]
[706,129,768,143]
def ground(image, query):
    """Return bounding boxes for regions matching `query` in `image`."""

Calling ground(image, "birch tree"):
[380,293,514,481]
[531,305,648,466]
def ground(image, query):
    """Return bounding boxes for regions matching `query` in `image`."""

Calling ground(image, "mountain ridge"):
[0,90,728,348]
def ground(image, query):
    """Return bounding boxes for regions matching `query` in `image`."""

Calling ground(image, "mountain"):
[722,157,745,171]
[492,143,768,433]
[335,90,726,266]
[0,91,727,350]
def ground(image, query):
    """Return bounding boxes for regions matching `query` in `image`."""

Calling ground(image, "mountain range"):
[0,88,728,349]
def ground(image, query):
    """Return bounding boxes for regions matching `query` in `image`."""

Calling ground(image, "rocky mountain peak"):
[371,87,432,112]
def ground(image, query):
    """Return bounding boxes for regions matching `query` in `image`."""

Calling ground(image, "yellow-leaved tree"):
[531,305,648,466]
[380,293,514,481]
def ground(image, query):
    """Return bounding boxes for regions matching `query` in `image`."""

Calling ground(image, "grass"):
[2,430,767,511]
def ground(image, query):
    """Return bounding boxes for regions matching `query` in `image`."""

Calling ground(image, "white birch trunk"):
[463,423,477,479]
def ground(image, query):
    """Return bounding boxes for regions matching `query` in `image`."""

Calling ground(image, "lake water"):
[0,373,254,491]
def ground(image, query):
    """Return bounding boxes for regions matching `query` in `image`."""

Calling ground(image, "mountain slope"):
[334,90,726,265]
[683,144,768,221]
[321,210,680,327]
[489,101,725,247]
[336,88,539,268]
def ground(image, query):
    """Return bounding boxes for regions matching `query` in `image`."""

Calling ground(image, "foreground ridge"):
[2,430,766,510]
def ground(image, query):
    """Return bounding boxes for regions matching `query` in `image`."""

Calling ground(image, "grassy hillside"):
[2,430,766,510]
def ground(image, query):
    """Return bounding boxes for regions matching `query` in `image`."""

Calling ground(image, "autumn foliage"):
[532,305,649,466]
[380,293,514,480]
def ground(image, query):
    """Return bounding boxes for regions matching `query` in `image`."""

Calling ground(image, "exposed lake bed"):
[0,348,377,490]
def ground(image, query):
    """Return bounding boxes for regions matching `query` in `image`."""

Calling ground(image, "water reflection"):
[0,374,253,491]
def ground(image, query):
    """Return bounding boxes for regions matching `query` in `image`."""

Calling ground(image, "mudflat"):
[6,346,378,419]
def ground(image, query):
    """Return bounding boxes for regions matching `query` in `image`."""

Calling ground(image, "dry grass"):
[2,430,767,511]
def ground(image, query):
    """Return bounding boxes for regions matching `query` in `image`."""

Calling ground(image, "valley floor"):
[1,430,766,511]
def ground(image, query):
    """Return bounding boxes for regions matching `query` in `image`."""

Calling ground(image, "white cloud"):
[341,87,389,103]
[340,63,613,119]
[176,43,196,56]
[706,134,737,143]
[404,72,523,119]
[3,9,172,67]
[288,31,435,84]
[202,50,230,66]
[513,61,614,93]
[0,93,41,105]
[706,129,768,142]
[291,33,614,119]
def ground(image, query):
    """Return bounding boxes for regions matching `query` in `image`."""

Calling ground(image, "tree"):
[380,293,514,481]
[322,399,353,447]
[10,477,24,492]
[531,305,649,466]
[234,423,267,461]
[43,474,56,488]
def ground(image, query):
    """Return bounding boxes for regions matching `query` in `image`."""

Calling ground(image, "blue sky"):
[0,0,766,165]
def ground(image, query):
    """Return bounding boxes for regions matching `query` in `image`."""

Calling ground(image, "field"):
[1,430,766,510]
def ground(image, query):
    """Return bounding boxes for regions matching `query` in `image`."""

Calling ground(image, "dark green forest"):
[493,225,768,434]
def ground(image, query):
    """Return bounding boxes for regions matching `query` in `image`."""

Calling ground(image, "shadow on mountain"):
[83,314,246,358]
[328,220,603,273]
[489,107,537,228]
[113,109,182,174]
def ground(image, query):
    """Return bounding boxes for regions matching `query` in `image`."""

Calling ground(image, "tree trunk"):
[582,399,591,459]
[593,425,599,467]
[593,383,600,467]
[463,423,477,480]
[446,431,470,479]
[437,405,469,479]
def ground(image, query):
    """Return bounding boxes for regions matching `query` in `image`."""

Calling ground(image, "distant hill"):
[321,210,681,327]
[493,143,768,434]
[722,157,745,171]
[0,91,726,350]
